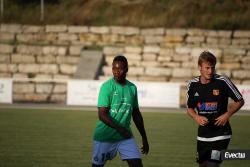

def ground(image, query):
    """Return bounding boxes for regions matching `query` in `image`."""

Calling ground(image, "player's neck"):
[200,77,212,84]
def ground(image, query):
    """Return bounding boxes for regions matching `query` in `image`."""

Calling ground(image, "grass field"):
[0,108,249,167]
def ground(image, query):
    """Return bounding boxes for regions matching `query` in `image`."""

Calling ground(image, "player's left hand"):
[214,112,230,126]
[141,137,149,155]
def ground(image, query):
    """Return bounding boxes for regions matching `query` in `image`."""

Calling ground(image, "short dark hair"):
[198,51,217,66]
[113,55,128,68]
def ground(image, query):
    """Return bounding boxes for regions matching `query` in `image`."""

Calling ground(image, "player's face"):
[199,62,215,83]
[112,61,127,83]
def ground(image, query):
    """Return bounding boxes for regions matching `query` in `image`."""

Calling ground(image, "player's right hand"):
[194,115,208,126]
[117,126,131,139]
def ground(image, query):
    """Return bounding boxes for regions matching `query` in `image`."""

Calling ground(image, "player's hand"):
[194,115,208,126]
[215,112,230,126]
[141,137,149,155]
[117,127,131,139]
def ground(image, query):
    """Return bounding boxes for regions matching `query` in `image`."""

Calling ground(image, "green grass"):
[1,0,250,29]
[0,108,249,167]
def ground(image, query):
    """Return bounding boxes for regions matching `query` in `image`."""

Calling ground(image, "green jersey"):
[93,78,139,142]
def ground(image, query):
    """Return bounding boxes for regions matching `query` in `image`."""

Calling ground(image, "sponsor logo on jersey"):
[113,91,118,96]
[197,102,218,110]
[213,89,220,96]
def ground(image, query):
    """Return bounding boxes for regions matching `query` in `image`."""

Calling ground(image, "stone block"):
[217,31,232,38]
[58,47,67,55]
[37,55,56,63]
[172,54,190,62]
[125,36,143,45]
[216,70,231,78]
[68,26,88,33]
[144,36,164,44]
[36,84,53,93]
[90,26,110,34]
[50,94,66,103]
[13,73,28,79]
[35,74,53,79]
[123,53,142,61]
[162,62,181,68]
[39,64,59,74]
[128,67,144,76]
[143,45,160,54]
[232,70,250,79]
[17,45,43,55]
[187,29,205,36]
[157,55,172,62]
[0,32,15,41]
[141,28,165,35]
[186,36,205,43]
[13,83,35,93]
[103,46,124,55]
[18,64,40,73]
[53,84,67,93]
[12,54,36,63]
[0,44,14,54]
[140,61,160,67]
[58,33,78,41]
[125,46,142,54]
[232,38,249,45]
[69,45,83,55]
[56,56,80,64]
[46,25,67,32]
[145,67,172,76]
[0,64,7,72]
[111,26,139,35]
[175,47,192,54]
[223,48,246,55]
[219,63,241,70]
[138,76,166,82]
[166,29,187,36]
[0,54,10,63]
[53,74,70,79]
[59,64,77,75]
[233,30,250,38]
[142,53,157,61]
[206,37,219,44]
[22,25,44,33]
[1,24,22,33]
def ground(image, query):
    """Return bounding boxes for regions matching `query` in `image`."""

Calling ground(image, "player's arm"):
[132,107,149,154]
[187,108,208,126]
[186,81,208,126]
[215,99,244,126]
[98,107,131,138]
[215,77,245,126]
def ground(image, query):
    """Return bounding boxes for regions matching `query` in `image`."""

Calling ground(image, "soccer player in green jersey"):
[92,55,149,167]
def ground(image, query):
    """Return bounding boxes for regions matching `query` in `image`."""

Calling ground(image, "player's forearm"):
[187,108,198,120]
[133,110,147,139]
[98,109,120,130]
[227,99,244,117]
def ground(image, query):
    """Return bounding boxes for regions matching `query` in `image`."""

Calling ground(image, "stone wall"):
[1,24,250,105]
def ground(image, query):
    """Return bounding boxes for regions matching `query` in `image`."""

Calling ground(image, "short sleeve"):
[134,86,139,108]
[98,83,110,107]
[224,78,243,102]
[186,82,196,108]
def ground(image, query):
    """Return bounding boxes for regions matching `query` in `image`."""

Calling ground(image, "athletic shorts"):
[92,138,141,165]
[196,139,230,164]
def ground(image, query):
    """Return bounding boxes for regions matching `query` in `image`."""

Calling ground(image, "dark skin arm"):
[132,107,149,154]
[98,107,131,138]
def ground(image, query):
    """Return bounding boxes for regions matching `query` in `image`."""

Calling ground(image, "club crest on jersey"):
[197,102,218,110]
[213,89,219,96]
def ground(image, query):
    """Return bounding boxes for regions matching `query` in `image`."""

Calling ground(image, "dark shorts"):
[196,139,230,164]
